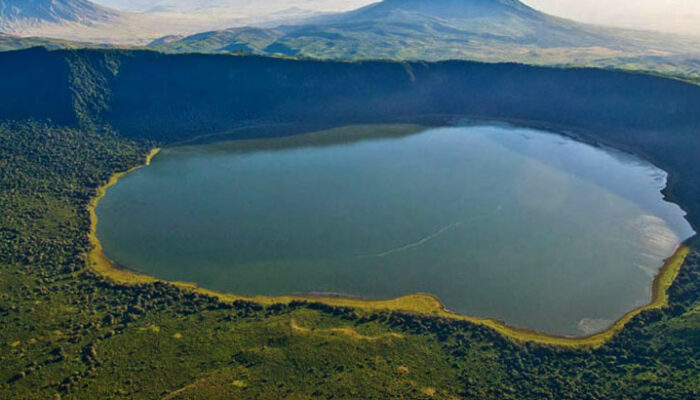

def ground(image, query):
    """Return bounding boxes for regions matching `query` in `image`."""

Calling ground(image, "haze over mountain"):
[0,0,119,32]
[93,0,373,17]
[0,0,373,44]
[91,0,700,37]
[524,0,700,37]
[0,0,294,43]
[145,0,700,81]
[1,0,699,81]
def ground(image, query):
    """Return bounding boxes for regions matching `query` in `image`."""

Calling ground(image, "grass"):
[290,318,404,341]
[86,143,696,349]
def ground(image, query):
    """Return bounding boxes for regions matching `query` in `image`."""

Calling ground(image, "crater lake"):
[95,124,695,336]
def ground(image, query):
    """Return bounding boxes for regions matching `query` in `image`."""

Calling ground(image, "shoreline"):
[88,148,162,285]
[86,125,696,348]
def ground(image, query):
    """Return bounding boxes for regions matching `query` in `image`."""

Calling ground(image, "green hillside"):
[1,48,700,399]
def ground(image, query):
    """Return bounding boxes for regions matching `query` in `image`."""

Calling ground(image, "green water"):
[96,124,694,336]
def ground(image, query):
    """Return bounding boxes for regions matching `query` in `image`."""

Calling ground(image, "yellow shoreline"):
[86,146,695,348]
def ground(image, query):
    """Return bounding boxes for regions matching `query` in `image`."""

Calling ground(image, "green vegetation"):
[1,120,699,399]
[1,48,700,398]
[0,33,115,52]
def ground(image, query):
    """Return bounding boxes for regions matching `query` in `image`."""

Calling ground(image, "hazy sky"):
[94,0,700,36]
[522,0,700,36]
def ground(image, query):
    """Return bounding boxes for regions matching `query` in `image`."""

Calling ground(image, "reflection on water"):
[96,124,695,336]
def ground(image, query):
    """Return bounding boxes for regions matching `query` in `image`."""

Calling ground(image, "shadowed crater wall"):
[1,47,700,227]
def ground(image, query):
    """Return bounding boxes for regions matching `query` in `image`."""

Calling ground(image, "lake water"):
[96,124,695,336]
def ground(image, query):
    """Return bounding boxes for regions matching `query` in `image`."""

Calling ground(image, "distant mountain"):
[0,0,121,32]
[148,0,700,81]
[1,0,699,82]
[150,27,283,54]
[92,0,374,16]
[275,0,610,51]
[336,0,536,21]
[0,0,328,45]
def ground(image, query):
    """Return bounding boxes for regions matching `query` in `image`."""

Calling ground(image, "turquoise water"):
[96,124,695,336]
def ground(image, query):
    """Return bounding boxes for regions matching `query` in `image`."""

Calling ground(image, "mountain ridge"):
[147,0,700,81]
[1,0,699,82]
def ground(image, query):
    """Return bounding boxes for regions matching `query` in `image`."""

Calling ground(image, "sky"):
[522,0,700,36]
[93,0,700,36]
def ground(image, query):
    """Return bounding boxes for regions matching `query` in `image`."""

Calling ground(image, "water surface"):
[96,124,694,336]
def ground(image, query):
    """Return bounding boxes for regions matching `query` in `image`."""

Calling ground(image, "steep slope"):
[3,47,698,140]
[3,49,700,225]
[0,0,121,32]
